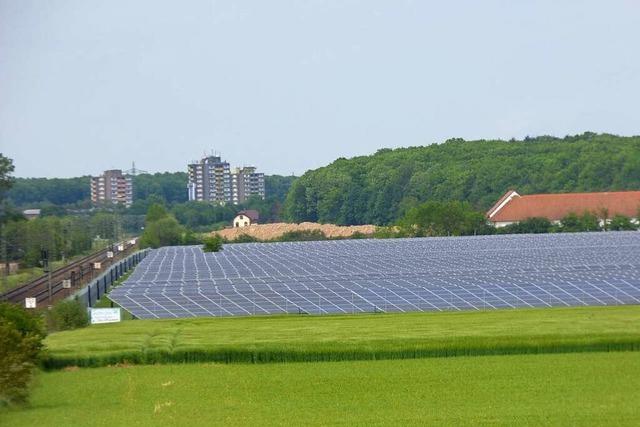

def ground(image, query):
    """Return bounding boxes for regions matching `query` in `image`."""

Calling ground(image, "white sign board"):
[25,297,37,308]
[117,244,124,251]
[94,262,101,269]
[62,279,72,289]
[129,239,136,245]
[107,251,114,259]
[89,308,121,324]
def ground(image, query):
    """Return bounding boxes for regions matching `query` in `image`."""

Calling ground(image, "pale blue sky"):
[1,0,639,178]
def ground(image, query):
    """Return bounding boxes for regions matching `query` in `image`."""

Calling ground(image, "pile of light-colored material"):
[213,222,376,241]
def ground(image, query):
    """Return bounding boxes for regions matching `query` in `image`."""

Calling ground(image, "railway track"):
[1,239,139,306]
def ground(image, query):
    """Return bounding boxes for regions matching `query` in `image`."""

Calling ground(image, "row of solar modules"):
[110,232,640,319]
[116,264,640,288]
[110,268,640,319]
[123,234,640,284]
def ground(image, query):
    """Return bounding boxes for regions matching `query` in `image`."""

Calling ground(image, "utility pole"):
[61,223,67,265]
[1,222,8,291]
[1,202,8,291]
[114,208,121,247]
[42,249,51,304]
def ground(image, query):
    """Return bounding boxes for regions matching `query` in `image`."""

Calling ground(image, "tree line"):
[3,212,123,267]
[6,173,188,207]
[284,133,640,225]
[7,171,296,216]
[1,169,295,266]
[387,201,639,238]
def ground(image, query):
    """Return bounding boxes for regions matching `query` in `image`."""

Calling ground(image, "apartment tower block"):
[90,169,133,206]
[231,166,265,204]
[187,155,265,204]
[187,156,232,203]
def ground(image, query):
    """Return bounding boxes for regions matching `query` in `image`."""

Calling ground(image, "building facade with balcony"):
[188,155,266,205]
[90,169,133,207]
[231,166,265,204]
[187,156,233,203]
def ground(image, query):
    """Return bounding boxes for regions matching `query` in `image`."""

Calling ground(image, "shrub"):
[202,235,224,252]
[373,226,403,239]
[46,299,89,331]
[560,211,601,232]
[0,303,46,406]
[182,229,201,245]
[232,234,261,243]
[497,217,554,234]
[609,215,637,231]
[349,231,368,239]
[0,302,46,338]
[398,201,490,237]
[278,230,327,242]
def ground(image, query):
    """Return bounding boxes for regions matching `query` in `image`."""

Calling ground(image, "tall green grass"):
[5,353,640,426]
[44,334,640,369]
[42,305,640,369]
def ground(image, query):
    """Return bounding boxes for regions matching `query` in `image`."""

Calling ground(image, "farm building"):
[487,190,640,227]
[233,210,260,228]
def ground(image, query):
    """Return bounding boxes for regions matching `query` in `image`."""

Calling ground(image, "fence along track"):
[1,239,138,305]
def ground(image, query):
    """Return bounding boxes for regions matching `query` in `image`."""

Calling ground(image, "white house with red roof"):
[487,190,640,227]
[233,210,260,228]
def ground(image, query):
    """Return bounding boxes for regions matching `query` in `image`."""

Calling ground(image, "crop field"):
[44,305,640,368]
[3,352,639,426]
[3,306,639,425]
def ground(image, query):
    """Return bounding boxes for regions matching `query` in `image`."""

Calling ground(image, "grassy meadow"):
[3,352,639,426]
[44,305,640,368]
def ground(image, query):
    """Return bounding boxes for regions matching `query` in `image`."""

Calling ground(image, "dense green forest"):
[6,174,186,207]
[131,172,190,204]
[284,133,640,225]
[7,177,91,207]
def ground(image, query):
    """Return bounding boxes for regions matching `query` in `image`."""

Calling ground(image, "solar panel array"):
[109,231,640,319]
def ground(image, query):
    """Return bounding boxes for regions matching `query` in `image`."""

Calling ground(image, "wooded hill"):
[283,133,640,226]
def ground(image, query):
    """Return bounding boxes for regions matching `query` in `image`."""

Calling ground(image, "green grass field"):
[3,352,639,426]
[44,305,640,368]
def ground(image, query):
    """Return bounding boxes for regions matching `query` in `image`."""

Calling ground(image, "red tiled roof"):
[486,189,518,218]
[488,190,640,222]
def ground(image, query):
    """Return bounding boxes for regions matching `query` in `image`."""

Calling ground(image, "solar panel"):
[109,231,640,318]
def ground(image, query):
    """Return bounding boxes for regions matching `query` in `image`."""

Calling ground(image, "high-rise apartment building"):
[231,166,265,204]
[187,155,266,204]
[90,169,133,207]
[187,156,232,203]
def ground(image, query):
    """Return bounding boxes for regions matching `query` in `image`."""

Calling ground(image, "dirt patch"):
[154,400,174,414]
[213,222,376,241]
[110,362,134,369]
